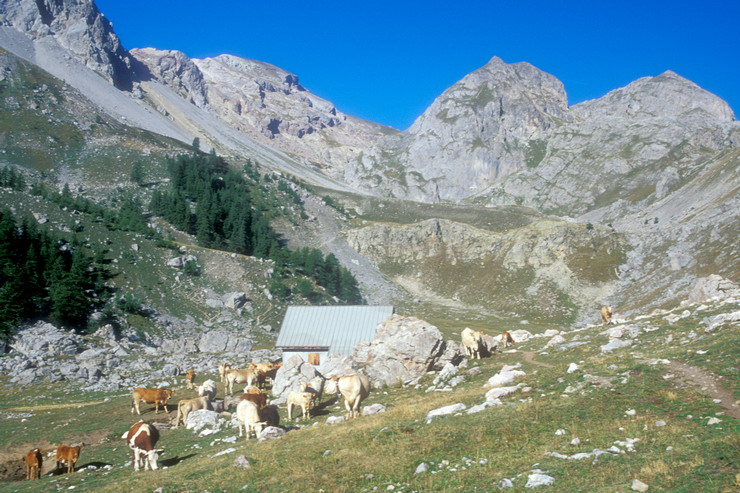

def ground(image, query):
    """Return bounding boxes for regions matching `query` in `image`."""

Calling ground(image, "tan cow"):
[175,396,212,428]
[218,363,231,383]
[55,445,83,474]
[286,390,314,421]
[601,306,613,326]
[461,328,484,359]
[236,399,266,439]
[25,448,42,480]
[326,373,371,419]
[298,377,324,407]
[131,388,174,415]
[184,369,196,390]
[224,369,258,394]
[500,331,516,348]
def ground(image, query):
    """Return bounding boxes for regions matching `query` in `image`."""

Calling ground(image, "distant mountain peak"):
[573,69,735,122]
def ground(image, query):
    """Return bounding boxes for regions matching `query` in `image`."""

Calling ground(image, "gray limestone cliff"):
[131,49,396,177]
[0,0,137,89]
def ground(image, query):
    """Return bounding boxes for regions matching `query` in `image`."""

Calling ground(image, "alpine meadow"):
[0,1,737,491]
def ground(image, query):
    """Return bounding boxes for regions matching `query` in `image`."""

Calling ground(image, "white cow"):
[461,328,484,359]
[286,390,314,421]
[235,399,266,440]
[326,373,370,419]
[197,379,217,400]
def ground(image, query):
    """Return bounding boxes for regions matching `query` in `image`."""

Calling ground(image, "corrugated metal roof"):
[275,305,394,355]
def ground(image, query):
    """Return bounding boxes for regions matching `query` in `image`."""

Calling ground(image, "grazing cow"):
[601,305,613,325]
[184,369,196,390]
[218,363,231,384]
[326,373,370,419]
[224,369,258,394]
[286,390,314,421]
[25,448,42,480]
[235,400,266,439]
[55,445,83,474]
[131,388,174,415]
[240,391,267,410]
[500,331,516,348]
[198,379,218,400]
[127,421,163,472]
[461,328,484,359]
[175,396,212,428]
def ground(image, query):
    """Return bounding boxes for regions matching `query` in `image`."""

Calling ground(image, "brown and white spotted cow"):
[131,388,174,415]
[127,421,163,472]
[25,448,42,480]
[55,445,83,474]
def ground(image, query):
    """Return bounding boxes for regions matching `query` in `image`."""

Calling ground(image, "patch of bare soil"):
[666,361,740,419]
[522,351,554,368]
[0,428,111,482]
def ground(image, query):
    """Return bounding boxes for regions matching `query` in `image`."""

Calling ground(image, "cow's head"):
[164,389,174,399]
[324,377,339,396]
[147,448,164,470]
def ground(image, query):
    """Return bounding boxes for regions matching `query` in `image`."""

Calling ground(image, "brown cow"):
[127,421,163,471]
[131,388,174,415]
[25,448,42,480]
[500,331,516,348]
[55,445,83,474]
[240,392,267,409]
[601,305,613,326]
[184,369,196,390]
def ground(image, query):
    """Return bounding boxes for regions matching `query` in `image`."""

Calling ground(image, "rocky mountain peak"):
[0,0,136,89]
[347,56,571,202]
[130,47,208,108]
[572,70,735,122]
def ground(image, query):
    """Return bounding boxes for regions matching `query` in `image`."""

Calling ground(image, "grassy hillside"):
[0,297,736,491]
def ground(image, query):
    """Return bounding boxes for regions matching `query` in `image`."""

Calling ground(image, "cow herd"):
[21,360,374,481]
[460,327,516,360]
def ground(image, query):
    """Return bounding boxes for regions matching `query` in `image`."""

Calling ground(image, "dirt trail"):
[521,351,554,368]
[666,361,740,419]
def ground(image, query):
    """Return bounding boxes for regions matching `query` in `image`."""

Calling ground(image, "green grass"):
[1,300,736,491]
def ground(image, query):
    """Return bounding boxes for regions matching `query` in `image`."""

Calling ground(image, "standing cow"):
[461,328,484,359]
[55,445,83,474]
[601,306,614,325]
[25,448,42,480]
[184,369,196,390]
[127,421,163,471]
[131,388,174,415]
[326,373,371,419]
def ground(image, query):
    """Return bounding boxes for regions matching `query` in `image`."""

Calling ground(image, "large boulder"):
[271,355,324,404]
[11,322,79,357]
[198,330,252,353]
[687,275,739,303]
[352,315,456,388]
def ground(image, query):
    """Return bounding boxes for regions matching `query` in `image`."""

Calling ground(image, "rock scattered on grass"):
[631,479,649,491]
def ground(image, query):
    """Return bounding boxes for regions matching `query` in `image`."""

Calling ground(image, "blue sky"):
[97,0,739,130]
